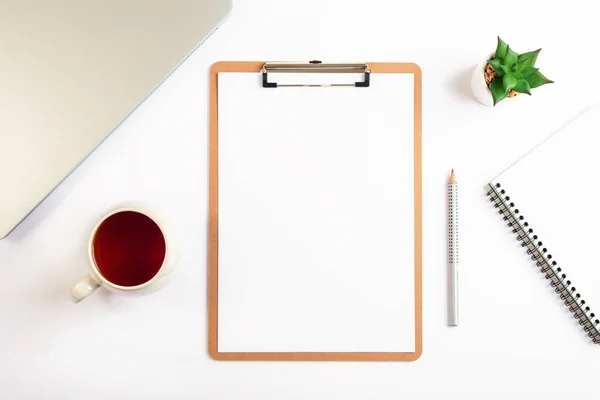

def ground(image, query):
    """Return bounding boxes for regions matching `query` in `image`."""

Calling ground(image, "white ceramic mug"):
[69,205,175,302]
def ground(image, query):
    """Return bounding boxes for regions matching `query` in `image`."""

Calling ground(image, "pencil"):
[448,169,459,326]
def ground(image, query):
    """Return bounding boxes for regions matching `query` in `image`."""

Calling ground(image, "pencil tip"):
[449,169,457,184]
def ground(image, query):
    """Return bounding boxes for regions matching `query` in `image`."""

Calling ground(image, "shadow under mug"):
[70,206,174,302]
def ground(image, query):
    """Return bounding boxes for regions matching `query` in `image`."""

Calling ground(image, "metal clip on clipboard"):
[261,60,371,88]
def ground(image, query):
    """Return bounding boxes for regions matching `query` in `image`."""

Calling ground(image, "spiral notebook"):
[486,103,600,344]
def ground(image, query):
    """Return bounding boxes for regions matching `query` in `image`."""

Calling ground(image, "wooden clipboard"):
[208,61,422,361]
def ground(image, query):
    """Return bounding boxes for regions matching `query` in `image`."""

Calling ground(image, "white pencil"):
[448,169,459,326]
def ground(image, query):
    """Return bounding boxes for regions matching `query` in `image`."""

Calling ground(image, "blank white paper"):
[217,72,416,352]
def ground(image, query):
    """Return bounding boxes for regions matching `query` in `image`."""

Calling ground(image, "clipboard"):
[208,61,422,361]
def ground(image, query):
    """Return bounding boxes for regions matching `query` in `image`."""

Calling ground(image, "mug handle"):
[70,275,101,302]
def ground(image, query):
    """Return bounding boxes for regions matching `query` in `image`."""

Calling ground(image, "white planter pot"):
[471,53,495,107]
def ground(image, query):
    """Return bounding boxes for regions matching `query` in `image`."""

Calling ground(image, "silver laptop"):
[0,0,231,238]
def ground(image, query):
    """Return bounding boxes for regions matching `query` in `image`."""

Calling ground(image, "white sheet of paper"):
[217,72,416,352]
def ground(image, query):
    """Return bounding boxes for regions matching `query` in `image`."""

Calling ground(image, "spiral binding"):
[486,182,600,344]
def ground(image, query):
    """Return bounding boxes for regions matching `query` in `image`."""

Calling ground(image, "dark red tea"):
[93,211,166,287]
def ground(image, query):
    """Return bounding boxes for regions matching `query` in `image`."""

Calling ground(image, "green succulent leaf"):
[514,58,530,70]
[512,64,527,78]
[487,59,508,77]
[503,74,517,93]
[497,64,510,76]
[491,78,508,106]
[517,49,541,69]
[504,45,518,66]
[513,79,531,95]
[521,66,539,77]
[526,70,554,88]
[495,37,508,59]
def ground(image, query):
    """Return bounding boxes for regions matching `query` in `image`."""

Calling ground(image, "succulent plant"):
[487,37,553,106]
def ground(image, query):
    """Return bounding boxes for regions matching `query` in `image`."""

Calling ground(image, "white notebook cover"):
[487,104,600,344]
[217,72,416,353]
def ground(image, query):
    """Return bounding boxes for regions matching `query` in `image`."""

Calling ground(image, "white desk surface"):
[2,0,600,398]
